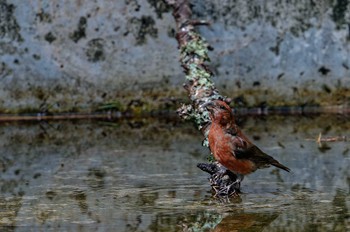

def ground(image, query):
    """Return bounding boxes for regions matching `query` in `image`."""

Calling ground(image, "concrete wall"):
[193,0,350,107]
[0,0,350,113]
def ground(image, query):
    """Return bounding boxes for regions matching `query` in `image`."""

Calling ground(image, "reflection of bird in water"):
[213,212,279,232]
[205,100,290,194]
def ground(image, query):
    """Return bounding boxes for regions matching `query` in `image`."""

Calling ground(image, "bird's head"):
[204,100,235,125]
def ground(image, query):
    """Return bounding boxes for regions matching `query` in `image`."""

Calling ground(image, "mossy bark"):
[168,0,239,197]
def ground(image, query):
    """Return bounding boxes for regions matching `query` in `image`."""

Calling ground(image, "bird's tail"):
[272,162,290,172]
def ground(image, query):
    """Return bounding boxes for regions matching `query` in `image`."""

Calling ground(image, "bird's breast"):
[209,125,256,175]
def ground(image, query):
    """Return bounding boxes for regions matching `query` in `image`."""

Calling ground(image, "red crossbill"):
[205,100,290,188]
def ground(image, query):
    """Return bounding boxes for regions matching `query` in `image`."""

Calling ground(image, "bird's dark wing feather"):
[224,127,290,172]
[234,145,264,160]
[234,145,290,172]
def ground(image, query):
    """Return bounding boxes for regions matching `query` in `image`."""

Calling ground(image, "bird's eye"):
[219,105,226,110]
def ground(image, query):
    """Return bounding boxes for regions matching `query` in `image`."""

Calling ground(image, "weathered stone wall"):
[0,0,349,113]
[193,0,350,107]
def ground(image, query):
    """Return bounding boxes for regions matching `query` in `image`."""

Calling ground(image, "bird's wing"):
[224,128,252,159]
[226,128,276,161]
[223,124,291,172]
[234,144,266,160]
[234,144,273,169]
[234,144,290,172]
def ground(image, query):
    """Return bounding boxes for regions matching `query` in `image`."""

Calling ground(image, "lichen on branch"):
[167,0,239,197]
[168,0,228,133]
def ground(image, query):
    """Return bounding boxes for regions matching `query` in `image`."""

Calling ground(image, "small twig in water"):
[306,132,348,145]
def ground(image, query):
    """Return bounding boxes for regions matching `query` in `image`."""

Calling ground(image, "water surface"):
[0,116,349,231]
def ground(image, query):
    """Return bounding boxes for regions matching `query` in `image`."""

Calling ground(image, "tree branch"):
[168,0,239,197]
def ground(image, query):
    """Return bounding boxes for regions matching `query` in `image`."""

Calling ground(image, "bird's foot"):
[224,180,241,196]
[212,171,241,197]
[232,178,242,190]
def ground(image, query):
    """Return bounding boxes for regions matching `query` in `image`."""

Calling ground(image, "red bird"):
[205,100,290,188]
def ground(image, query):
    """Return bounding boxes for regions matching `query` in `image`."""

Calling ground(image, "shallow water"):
[0,115,349,231]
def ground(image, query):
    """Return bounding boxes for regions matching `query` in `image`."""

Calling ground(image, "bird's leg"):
[216,180,238,197]
[212,169,241,196]
[210,169,229,196]
[233,174,244,190]
[222,173,243,196]
[221,182,234,196]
